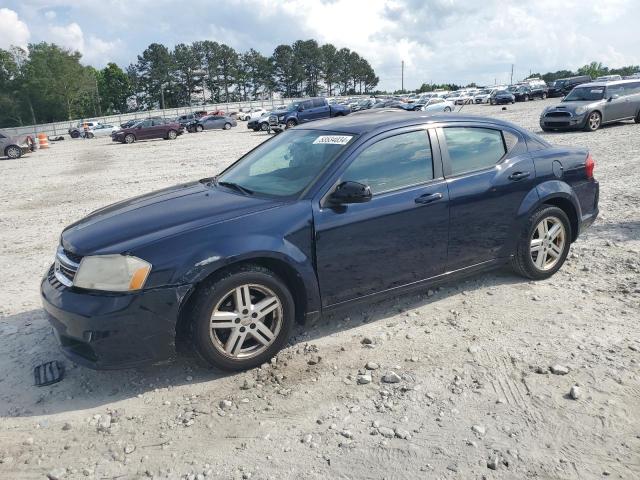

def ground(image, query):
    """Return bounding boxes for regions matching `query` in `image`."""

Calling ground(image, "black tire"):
[5,145,22,159]
[634,110,640,124]
[167,130,178,140]
[70,131,80,139]
[124,133,135,144]
[444,107,452,112]
[223,122,232,130]
[260,123,269,131]
[584,111,601,132]
[285,119,297,129]
[196,125,204,133]
[511,205,571,280]
[190,265,295,371]
[86,132,94,139]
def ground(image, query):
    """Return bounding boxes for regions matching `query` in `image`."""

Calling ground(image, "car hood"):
[553,100,602,111]
[61,180,282,255]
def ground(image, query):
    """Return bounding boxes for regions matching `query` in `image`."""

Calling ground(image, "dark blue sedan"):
[41,112,599,371]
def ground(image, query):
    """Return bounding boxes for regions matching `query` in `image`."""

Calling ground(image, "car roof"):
[299,111,523,135]
[576,79,638,88]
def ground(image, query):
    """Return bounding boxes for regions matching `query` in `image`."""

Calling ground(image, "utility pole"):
[510,64,514,85]
[401,60,404,92]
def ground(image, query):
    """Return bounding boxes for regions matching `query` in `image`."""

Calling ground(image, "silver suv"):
[540,79,640,132]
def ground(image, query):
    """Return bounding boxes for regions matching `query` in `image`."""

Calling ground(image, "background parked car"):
[239,108,267,121]
[68,121,97,138]
[275,97,350,128]
[421,98,454,112]
[540,79,640,132]
[112,118,183,144]
[86,123,118,138]
[187,115,237,132]
[548,76,591,97]
[0,130,35,159]
[510,83,548,101]
[474,88,497,104]
[489,89,515,105]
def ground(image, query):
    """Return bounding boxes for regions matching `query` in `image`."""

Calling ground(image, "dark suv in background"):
[548,76,592,98]
[511,81,548,101]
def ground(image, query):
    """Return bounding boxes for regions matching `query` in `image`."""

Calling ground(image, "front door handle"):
[415,192,443,204]
[508,171,531,181]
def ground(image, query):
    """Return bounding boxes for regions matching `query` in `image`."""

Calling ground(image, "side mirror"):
[328,181,372,205]
[608,94,619,101]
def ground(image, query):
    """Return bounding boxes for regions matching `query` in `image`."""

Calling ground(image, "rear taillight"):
[585,153,595,179]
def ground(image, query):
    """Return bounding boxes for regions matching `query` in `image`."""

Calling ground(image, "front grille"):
[545,111,571,118]
[545,121,570,127]
[52,247,82,287]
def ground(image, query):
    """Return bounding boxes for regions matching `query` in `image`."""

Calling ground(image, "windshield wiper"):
[217,181,254,196]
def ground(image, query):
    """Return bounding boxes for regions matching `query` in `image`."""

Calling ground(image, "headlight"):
[74,255,151,292]
[574,106,587,115]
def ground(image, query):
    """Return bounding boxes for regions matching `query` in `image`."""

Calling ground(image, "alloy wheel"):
[168,130,177,140]
[6,146,21,159]
[209,284,283,359]
[530,216,566,271]
[588,112,601,131]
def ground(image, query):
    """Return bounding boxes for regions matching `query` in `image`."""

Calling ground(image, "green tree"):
[135,43,174,108]
[320,44,338,96]
[172,43,200,105]
[97,62,130,113]
[271,44,299,97]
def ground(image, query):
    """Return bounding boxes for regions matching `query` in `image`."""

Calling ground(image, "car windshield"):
[554,80,566,87]
[563,86,605,101]
[495,90,509,95]
[287,103,300,111]
[217,129,357,197]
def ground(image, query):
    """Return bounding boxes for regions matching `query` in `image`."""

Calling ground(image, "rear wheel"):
[511,205,571,280]
[584,111,601,132]
[444,106,452,112]
[196,125,204,132]
[70,131,80,139]
[190,265,295,371]
[124,133,135,144]
[223,122,232,130]
[5,145,22,159]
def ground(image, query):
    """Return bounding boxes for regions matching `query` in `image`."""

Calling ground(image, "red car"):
[111,118,183,144]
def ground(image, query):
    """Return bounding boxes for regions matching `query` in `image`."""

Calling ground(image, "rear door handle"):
[415,192,443,204]
[508,171,531,181]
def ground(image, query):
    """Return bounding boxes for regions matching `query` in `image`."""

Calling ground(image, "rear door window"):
[443,127,506,175]
[623,82,640,95]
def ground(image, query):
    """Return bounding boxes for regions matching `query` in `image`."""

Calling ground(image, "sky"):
[1,0,639,91]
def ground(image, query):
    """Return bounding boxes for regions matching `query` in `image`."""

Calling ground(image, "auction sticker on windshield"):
[313,135,353,145]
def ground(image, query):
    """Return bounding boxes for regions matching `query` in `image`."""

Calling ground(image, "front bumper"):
[41,266,190,369]
[540,112,587,130]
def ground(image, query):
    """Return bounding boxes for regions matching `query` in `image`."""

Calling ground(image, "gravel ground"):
[0,100,639,480]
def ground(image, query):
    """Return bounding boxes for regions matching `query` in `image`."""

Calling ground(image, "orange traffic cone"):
[37,133,49,149]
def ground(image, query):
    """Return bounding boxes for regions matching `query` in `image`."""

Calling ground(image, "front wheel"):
[190,265,295,371]
[167,130,178,140]
[584,111,601,132]
[511,205,571,280]
[124,134,135,144]
[70,131,80,139]
[444,106,451,112]
[260,123,269,131]
[223,122,232,130]
[285,119,297,129]
[196,125,204,133]
[634,110,640,123]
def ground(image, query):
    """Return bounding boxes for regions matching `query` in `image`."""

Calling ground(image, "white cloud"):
[0,8,31,49]
[46,21,120,66]
[2,0,639,89]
